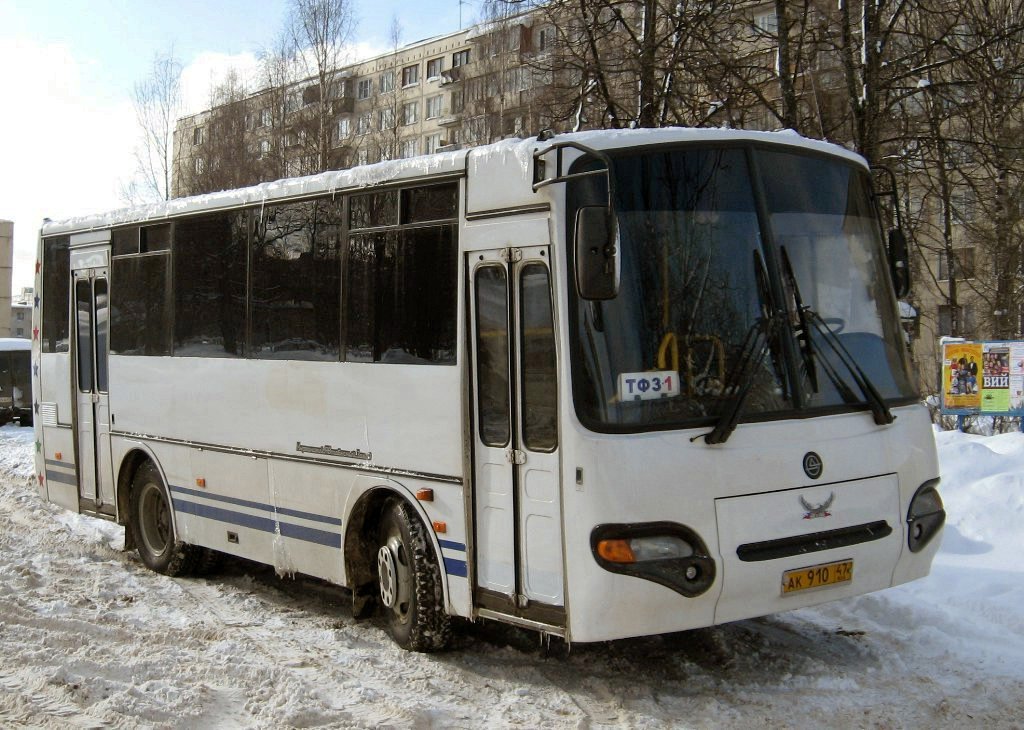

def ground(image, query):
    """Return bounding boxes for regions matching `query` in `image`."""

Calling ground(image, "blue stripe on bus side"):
[168,486,460,571]
[444,557,468,577]
[171,498,342,549]
[169,485,342,526]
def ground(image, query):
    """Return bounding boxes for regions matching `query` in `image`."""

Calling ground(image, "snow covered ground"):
[0,423,1021,728]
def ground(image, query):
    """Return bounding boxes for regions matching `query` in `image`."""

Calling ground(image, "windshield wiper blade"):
[700,316,778,445]
[699,251,780,445]
[805,310,895,426]
[778,246,893,425]
[779,247,818,393]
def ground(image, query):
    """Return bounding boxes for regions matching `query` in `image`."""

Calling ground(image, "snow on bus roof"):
[0,338,31,352]
[41,127,864,236]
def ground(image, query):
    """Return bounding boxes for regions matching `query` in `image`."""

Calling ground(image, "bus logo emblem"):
[802,452,823,479]
[800,492,834,519]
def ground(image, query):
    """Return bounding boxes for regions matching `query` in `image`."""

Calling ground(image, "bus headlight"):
[591,523,715,597]
[907,478,944,553]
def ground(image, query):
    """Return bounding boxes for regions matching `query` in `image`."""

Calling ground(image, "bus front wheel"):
[129,461,202,576]
[375,499,451,651]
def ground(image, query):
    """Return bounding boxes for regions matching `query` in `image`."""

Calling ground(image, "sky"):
[0,0,472,292]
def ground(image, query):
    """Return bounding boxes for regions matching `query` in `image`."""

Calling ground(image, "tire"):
[375,499,451,652]
[129,461,203,576]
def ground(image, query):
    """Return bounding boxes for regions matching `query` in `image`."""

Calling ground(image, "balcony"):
[439,67,463,85]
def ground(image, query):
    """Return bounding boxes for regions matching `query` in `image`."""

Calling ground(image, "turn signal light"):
[597,539,636,563]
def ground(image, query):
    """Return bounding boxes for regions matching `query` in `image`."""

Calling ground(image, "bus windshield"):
[567,145,917,433]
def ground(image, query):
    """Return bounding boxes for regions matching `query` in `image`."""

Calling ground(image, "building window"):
[357,78,372,99]
[402,101,418,125]
[285,91,302,113]
[754,10,779,33]
[259,139,271,158]
[330,79,349,99]
[15,312,23,321]
[260,108,272,127]
[400,139,419,159]
[426,58,443,80]
[194,158,205,175]
[15,328,23,337]
[192,126,206,146]
[379,108,395,130]
[402,64,420,87]
[424,133,443,154]
[379,70,395,93]
[465,115,487,144]
[452,49,470,68]
[357,113,372,135]
[356,148,369,166]
[336,117,351,140]
[451,89,465,113]
[952,190,977,224]
[938,248,976,280]
[537,26,556,52]
[426,94,444,119]
[938,304,975,337]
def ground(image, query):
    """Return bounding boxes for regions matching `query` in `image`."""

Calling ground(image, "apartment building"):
[173,15,551,198]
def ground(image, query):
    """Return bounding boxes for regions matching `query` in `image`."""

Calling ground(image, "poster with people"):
[981,344,1011,412]
[942,342,982,410]
[942,340,1024,414]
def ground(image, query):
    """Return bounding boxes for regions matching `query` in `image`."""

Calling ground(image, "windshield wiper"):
[699,251,782,445]
[779,247,894,426]
[805,310,895,425]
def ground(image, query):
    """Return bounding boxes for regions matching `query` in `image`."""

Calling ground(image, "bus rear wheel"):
[375,499,451,652]
[129,461,202,576]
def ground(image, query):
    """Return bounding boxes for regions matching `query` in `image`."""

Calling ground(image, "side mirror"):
[888,228,911,298]
[575,206,619,300]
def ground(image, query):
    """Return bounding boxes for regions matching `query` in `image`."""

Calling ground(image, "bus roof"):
[41,128,865,237]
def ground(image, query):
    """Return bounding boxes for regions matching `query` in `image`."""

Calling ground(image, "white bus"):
[33,128,944,651]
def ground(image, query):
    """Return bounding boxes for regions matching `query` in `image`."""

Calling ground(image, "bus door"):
[71,248,113,507]
[469,245,564,622]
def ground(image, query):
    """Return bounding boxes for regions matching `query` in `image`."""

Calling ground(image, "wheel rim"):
[378,531,411,620]
[138,482,172,558]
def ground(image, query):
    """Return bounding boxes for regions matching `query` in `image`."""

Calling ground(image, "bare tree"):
[176,70,262,196]
[944,0,1024,339]
[287,0,357,173]
[126,49,182,203]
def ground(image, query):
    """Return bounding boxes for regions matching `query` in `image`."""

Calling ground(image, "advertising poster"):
[1010,344,1024,411]
[982,343,1011,412]
[942,342,982,410]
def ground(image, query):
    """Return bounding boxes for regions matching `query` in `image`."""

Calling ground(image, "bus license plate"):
[781,559,853,595]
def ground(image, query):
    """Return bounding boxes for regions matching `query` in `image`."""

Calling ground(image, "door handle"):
[505,448,527,465]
